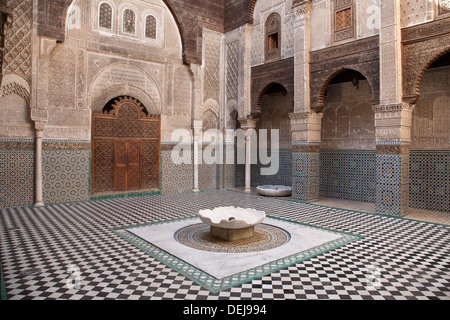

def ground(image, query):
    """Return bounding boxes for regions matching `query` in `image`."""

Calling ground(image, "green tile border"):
[1,264,6,301]
[111,216,363,294]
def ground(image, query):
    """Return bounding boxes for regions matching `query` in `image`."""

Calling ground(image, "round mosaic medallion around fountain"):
[174,223,291,253]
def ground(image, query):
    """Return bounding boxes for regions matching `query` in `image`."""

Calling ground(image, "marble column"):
[192,120,202,192]
[33,121,46,207]
[375,0,412,217]
[239,117,257,193]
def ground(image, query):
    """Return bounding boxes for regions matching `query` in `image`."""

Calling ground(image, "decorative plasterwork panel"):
[3,0,32,80]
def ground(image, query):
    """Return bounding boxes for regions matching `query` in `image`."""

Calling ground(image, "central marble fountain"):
[197,206,266,242]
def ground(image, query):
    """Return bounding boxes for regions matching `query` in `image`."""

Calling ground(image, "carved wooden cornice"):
[310,35,379,64]
[402,16,450,44]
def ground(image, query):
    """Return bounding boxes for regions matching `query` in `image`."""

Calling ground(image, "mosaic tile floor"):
[1,190,449,300]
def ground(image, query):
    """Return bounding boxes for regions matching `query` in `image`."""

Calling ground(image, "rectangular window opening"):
[268,33,279,51]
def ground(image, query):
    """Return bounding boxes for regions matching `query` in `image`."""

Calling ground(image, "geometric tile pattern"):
[199,163,218,191]
[42,150,90,205]
[320,152,376,203]
[235,164,245,187]
[161,151,193,194]
[251,150,292,188]
[1,190,449,300]
[0,151,35,208]
[292,152,320,201]
[376,154,410,216]
[113,217,360,293]
[410,152,450,213]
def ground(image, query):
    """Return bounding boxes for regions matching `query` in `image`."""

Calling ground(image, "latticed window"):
[145,15,157,39]
[438,0,450,15]
[335,8,352,31]
[123,9,136,34]
[99,3,113,30]
[334,0,354,42]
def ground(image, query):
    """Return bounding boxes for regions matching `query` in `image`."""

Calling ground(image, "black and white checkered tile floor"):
[1,190,449,300]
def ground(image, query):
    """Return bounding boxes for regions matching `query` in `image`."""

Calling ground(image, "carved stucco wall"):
[0,0,33,139]
[321,80,376,151]
[400,0,434,28]
[256,90,292,150]
[201,28,223,122]
[251,0,294,67]
[411,65,450,151]
[310,0,380,51]
[36,0,186,142]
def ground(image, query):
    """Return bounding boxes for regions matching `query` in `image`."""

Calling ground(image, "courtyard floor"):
[0,190,449,301]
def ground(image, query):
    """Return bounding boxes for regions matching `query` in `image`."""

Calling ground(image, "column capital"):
[373,103,414,145]
[290,112,323,145]
[238,117,257,130]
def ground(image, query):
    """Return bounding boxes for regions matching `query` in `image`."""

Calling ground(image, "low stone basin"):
[197,206,266,241]
[256,185,292,197]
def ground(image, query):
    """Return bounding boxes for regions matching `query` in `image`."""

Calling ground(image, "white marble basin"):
[197,206,266,230]
[257,185,292,197]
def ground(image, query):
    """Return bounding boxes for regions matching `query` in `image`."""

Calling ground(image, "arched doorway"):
[91,96,161,195]
[410,51,450,213]
[252,83,293,187]
[320,69,376,204]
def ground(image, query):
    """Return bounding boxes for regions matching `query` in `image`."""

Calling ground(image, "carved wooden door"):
[114,141,140,191]
[92,96,161,195]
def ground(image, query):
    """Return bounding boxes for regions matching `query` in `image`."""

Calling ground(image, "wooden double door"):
[91,96,161,195]
[114,140,141,191]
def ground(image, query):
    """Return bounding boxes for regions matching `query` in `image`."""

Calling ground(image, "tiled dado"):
[320,151,376,203]
[199,163,218,191]
[375,154,410,216]
[292,151,320,202]
[410,152,450,213]
[42,141,91,205]
[251,150,292,188]
[161,149,193,194]
[0,151,35,208]
[0,139,35,208]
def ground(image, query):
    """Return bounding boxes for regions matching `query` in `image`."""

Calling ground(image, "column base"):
[34,202,45,207]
